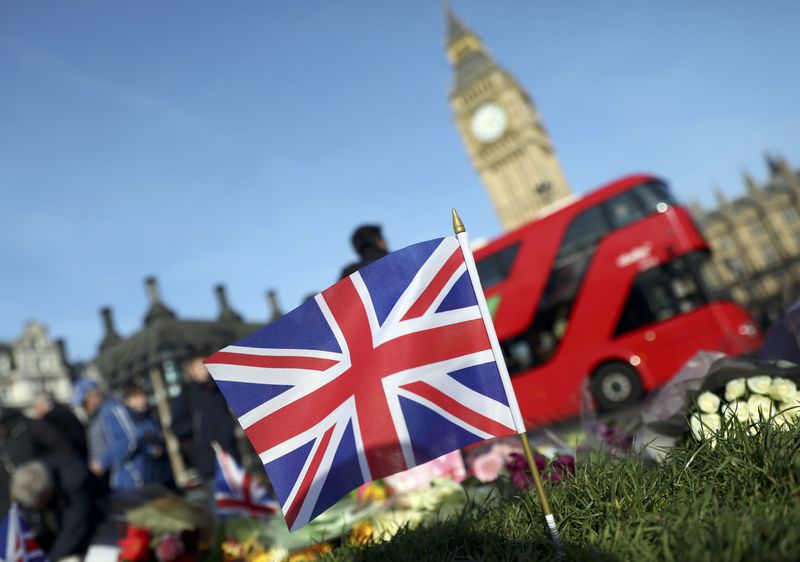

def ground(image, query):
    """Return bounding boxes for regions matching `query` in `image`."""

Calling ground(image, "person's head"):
[122,383,148,413]
[11,461,55,510]
[31,391,55,419]
[351,225,387,257]
[185,357,210,384]
[71,378,104,417]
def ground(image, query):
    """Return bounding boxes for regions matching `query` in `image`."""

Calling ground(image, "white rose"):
[769,377,797,403]
[747,394,774,420]
[724,378,747,401]
[722,400,750,423]
[690,413,721,440]
[696,391,721,413]
[747,376,772,395]
[771,412,792,431]
[779,398,800,421]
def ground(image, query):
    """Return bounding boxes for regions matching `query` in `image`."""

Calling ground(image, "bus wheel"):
[590,362,643,411]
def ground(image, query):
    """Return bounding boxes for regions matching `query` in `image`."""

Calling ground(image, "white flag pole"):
[452,209,562,547]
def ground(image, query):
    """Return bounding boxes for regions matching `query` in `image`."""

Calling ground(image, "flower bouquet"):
[689,374,800,440]
[118,494,213,562]
[636,353,800,457]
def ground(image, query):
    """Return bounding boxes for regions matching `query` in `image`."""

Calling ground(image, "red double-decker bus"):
[474,174,761,426]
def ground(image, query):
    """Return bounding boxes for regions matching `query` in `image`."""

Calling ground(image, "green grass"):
[325,419,800,562]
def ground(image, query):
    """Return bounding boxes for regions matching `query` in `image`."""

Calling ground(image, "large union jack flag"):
[206,235,522,530]
[0,504,48,562]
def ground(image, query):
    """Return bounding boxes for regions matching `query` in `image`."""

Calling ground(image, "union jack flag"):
[0,504,48,562]
[206,235,524,530]
[213,442,280,518]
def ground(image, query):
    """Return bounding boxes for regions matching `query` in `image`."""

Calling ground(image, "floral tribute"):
[690,375,800,440]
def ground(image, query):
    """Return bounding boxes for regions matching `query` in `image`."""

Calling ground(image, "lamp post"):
[150,350,189,487]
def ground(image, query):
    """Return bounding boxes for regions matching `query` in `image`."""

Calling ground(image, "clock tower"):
[445,6,572,230]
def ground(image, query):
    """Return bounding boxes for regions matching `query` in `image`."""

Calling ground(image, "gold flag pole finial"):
[452,208,466,234]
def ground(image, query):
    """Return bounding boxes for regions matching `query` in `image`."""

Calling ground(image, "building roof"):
[444,3,471,46]
[444,5,503,96]
[93,279,273,387]
[94,315,262,386]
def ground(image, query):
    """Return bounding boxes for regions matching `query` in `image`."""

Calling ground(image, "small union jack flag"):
[0,504,48,562]
[213,442,280,518]
[206,235,524,530]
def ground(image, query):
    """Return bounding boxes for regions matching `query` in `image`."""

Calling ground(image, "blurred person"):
[32,390,88,460]
[12,458,98,562]
[0,408,100,562]
[72,378,146,490]
[82,385,169,491]
[340,224,389,279]
[120,383,174,488]
[171,357,240,480]
[0,407,76,515]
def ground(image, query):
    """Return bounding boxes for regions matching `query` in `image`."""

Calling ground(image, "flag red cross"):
[246,275,491,463]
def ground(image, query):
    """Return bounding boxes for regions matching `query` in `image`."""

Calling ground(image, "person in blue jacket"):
[74,378,171,490]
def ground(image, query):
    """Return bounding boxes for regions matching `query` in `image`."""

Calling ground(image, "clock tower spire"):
[445,4,572,230]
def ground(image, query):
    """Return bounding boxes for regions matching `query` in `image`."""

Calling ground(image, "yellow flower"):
[287,543,333,562]
[348,520,374,546]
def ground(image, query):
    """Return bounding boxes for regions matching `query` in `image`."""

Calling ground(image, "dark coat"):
[171,381,240,479]
[43,403,88,459]
[0,411,98,560]
[0,410,75,513]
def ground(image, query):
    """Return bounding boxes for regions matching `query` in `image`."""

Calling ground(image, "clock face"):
[470,102,508,143]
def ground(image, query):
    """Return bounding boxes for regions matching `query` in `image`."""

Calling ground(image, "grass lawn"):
[325,421,800,562]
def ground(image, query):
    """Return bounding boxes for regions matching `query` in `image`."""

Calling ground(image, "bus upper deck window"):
[604,191,647,229]
[633,181,677,215]
[557,206,609,258]
[476,242,520,289]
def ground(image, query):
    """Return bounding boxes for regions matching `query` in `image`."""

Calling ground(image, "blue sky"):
[2,1,799,362]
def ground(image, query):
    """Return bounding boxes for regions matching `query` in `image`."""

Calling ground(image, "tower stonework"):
[445,6,572,230]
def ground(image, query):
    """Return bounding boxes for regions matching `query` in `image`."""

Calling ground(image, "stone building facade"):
[445,5,572,231]
[692,154,800,325]
[0,321,73,411]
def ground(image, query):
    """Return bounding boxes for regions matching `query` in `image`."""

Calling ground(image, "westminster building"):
[692,154,800,325]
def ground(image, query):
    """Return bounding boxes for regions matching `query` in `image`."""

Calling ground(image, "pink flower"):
[472,452,505,482]
[155,534,185,562]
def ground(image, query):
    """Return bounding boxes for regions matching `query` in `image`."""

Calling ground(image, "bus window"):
[632,181,677,214]
[614,254,710,336]
[557,206,609,259]
[500,206,610,374]
[476,242,520,289]
[603,191,647,229]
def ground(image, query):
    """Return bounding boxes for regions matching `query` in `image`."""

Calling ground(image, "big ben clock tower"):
[445,5,572,230]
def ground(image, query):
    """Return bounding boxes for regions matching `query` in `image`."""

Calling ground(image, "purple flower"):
[505,451,546,490]
[505,452,576,488]
[550,454,576,482]
[597,424,633,456]
[155,534,184,562]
